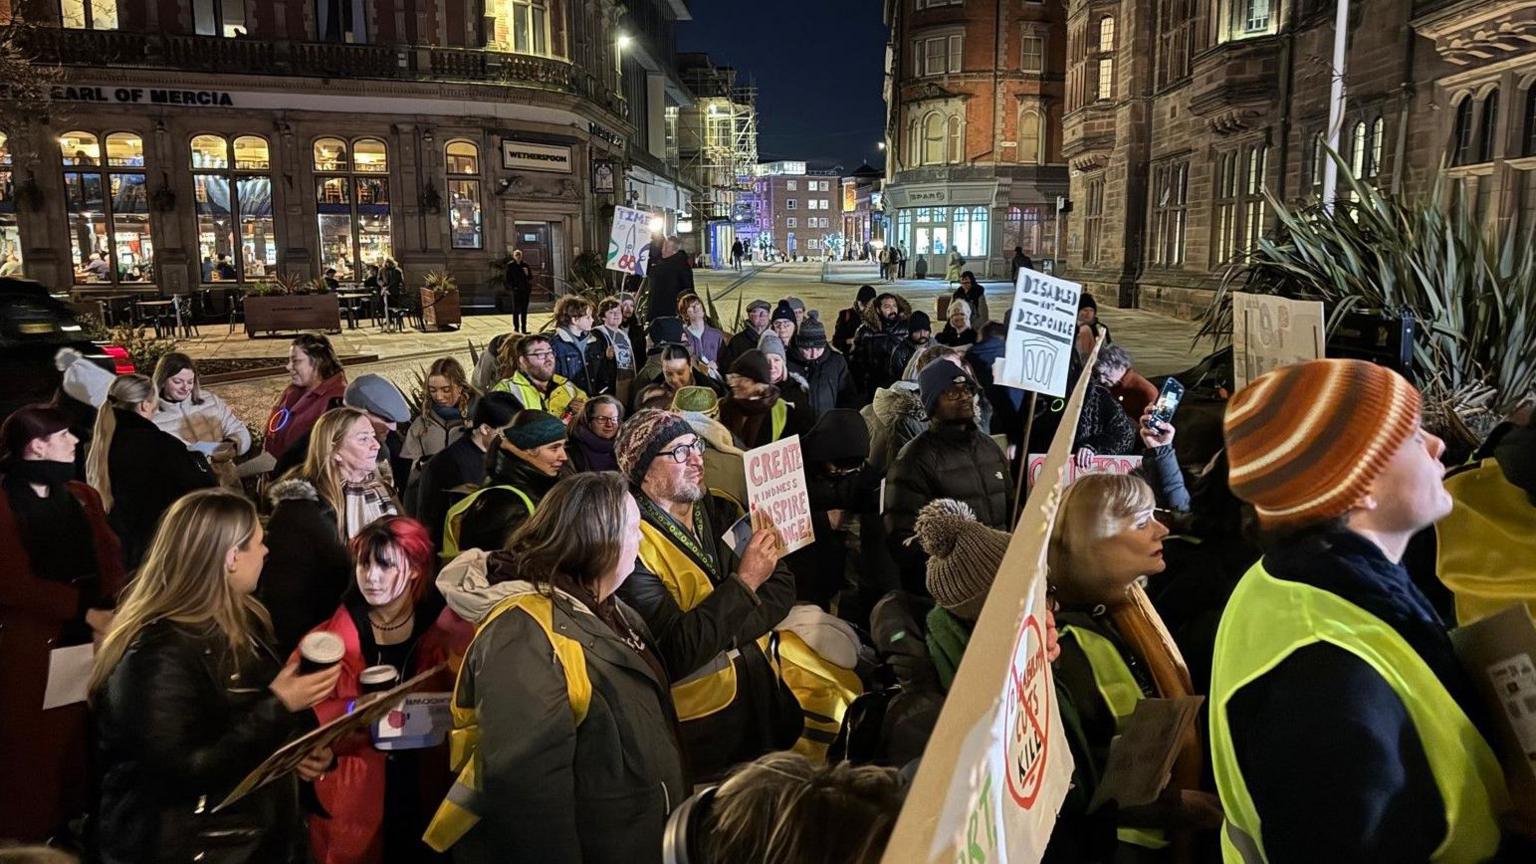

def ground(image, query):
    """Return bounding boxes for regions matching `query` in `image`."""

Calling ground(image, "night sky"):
[678,0,888,172]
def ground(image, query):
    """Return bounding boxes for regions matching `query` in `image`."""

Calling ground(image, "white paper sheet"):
[43,643,95,710]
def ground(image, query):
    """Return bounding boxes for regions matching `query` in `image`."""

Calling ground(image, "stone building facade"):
[1060,0,1536,318]
[0,0,652,308]
[881,0,1070,280]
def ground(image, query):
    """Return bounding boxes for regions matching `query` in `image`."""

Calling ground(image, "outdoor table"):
[336,292,370,330]
[135,299,177,339]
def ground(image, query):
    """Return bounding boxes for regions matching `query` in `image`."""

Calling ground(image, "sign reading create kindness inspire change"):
[743,435,814,554]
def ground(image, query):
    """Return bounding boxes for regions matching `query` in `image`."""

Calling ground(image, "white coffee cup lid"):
[300,631,344,662]
[360,664,399,686]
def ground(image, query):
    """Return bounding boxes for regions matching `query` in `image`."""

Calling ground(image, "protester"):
[567,395,624,473]
[636,317,687,383]
[721,350,802,449]
[952,271,988,329]
[595,297,636,404]
[754,332,816,432]
[649,342,728,407]
[912,499,1009,690]
[614,409,801,779]
[884,361,1011,595]
[791,409,879,608]
[769,300,798,348]
[273,374,413,492]
[1011,246,1030,279]
[1212,358,1509,861]
[400,356,473,492]
[262,408,402,654]
[503,250,533,332]
[936,298,976,348]
[852,293,912,401]
[834,285,877,355]
[784,297,809,325]
[91,489,341,864]
[85,373,216,568]
[265,333,348,461]
[1075,294,1112,363]
[491,333,588,420]
[1073,344,1139,467]
[422,473,687,862]
[645,235,694,322]
[679,292,725,372]
[1091,342,1160,424]
[448,409,568,556]
[470,334,512,392]
[414,391,519,547]
[149,351,250,456]
[905,310,932,357]
[297,516,454,864]
[1046,474,1221,859]
[550,295,609,398]
[677,404,751,507]
[684,752,906,864]
[722,299,772,372]
[620,293,647,360]
[0,405,125,844]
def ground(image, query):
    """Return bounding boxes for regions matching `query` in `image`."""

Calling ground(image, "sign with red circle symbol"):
[1002,614,1051,809]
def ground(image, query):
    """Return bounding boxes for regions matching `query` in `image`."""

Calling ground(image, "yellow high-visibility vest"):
[1436,457,1536,625]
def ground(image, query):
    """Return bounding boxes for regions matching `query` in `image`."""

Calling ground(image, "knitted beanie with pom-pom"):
[915,499,1012,621]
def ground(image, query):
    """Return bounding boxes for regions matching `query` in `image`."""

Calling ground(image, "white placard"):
[606,205,653,276]
[500,139,573,173]
[995,268,1081,397]
[1231,292,1325,390]
[43,643,95,710]
[742,435,814,554]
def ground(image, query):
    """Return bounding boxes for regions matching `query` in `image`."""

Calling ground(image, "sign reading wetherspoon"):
[995,267,1081,397]
[500,139,572,173]
[743,435,814,554]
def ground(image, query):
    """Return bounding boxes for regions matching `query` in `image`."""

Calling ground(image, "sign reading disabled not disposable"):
[743,435,814,554]
[996,268,1082,398]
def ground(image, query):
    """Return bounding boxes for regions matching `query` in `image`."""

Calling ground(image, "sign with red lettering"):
[742,435,814,554]
[1025,453,1142,492]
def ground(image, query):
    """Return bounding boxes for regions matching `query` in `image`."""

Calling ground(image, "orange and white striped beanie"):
[1223,359,1421,528]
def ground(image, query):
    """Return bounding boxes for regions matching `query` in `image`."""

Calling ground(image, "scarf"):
[637,493,718,580]
[432,402,464,422]
[925,605,973,692]
[341,473,398,539]
[7,458,76,488]
[573,425,619,471]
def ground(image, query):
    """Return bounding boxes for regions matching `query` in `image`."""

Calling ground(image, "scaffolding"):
[676,54,758,223]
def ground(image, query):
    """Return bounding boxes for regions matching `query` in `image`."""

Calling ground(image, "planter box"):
[421,286,461,330]
[244,293,341,336]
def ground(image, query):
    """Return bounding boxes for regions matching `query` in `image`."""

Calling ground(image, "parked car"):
[0,277,129,420]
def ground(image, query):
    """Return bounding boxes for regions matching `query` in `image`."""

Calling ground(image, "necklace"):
[370,608,413,633]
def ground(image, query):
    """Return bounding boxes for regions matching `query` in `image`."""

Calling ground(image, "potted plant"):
[420,270,461,330]
[244,270,342,336]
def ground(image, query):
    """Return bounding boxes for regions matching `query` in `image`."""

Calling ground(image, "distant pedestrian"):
[503,250,533,332]
[1011,246,1031,280]
[730,239,744,271]
[945,249,965,287]
[897,244,909,279]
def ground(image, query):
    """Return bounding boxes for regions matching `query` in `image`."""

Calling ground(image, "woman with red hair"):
[291,516,455,864]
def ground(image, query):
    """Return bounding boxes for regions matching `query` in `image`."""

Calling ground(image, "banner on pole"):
[995,268,1081,398]
[606,205,653,276]
[1231,292,1325,391]
[743,435,814,554]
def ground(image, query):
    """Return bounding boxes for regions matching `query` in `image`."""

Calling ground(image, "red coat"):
[0,479,125,841]
[1110,368,1160,424]
[291,602,456,864]
[264,372,348,459]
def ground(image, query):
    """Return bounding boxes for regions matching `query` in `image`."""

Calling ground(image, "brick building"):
[0,0,649,307]
[881,0,1070,280]
[750,161,841,259]
[1060,0,1536,318]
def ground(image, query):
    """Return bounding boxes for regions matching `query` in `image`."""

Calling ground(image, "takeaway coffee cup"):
[298,631,344,675]
[360,665,400,695]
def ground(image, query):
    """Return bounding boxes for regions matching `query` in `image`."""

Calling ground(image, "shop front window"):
[61,130,153,286]
[0,133,20,276]
[446,140,483,249]
[314,137,392,278]
[192,134,276,284]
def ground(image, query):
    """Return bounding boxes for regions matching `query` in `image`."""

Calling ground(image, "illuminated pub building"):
[0,0,664,307]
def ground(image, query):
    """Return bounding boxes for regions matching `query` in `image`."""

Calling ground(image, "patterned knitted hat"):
[795,317,828,349]
[1224,358,1422,528]
[916,499,1011,621]
[615,408,695,486]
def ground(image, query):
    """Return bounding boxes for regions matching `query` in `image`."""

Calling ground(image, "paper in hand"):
[1088,695,1204,813]
[720,513,753,558]
[43,643,95,710]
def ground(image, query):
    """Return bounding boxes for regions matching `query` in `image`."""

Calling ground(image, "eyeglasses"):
[660,439,706,463]
[522,350,554,360]
[591,415,620,426]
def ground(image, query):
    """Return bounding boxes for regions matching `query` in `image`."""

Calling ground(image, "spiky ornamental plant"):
[1201,149,1536,448]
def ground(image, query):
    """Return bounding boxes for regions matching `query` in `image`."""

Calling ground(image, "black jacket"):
[258,479,351,657]
[832,305,864,355]
[790,350,858,418]
[414,434,489,547]
[719,325,765,373]
[1074,382,1138,456]
[93,620,314,864]
[851,298,913,401]
[456,450,562,553]
[504,260,533,294]
[106,408,217,568]
[644,253,694,322]
[883,421,1012,596]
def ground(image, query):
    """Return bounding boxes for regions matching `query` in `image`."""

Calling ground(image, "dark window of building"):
[1150,160,1188,267]
[1155,0,1192,87]
[1451,97,1476,167]
[315,0,366,43]
[1524,86,1536,157]
[1214,151,1238,264]
[1242,144,1268,251]
[1478,88,1500,163]
[1022,34,1044,74]
[1084,176,1105,266]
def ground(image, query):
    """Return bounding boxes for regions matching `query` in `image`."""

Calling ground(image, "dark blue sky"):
[678,0,888,172]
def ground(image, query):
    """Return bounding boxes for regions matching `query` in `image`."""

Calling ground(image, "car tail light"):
[102,344,135,375]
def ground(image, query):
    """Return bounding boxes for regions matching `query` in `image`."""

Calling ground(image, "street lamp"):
[877,142,886,150]
[617,34,632,49]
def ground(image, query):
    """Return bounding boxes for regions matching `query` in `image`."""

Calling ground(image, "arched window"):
[922,112,947,165]
[1478,88,1500,163]
[1524,86,1536,158]
[1369,117,1385,178]
[1451,96,1475,167]
[1020,110,1042,164]
[1349,122,1367,179]
[61,130,153,286]
[446,140,482,249]
[946,114,963,163]
[314,136,393,277]
[968,205,989,259]
[191,134,275,283]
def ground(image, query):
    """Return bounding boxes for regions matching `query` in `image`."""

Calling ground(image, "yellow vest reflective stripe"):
[439,484,534,561]
[422,593,591,852]
[773,630,863,762]
[1209,563,1507,864]
[1436,458,1536,625]
[771,399,787,441]
[1059,625,1168,851]
[491,372,584,418]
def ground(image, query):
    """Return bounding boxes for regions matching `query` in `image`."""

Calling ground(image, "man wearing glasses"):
[614,409,801,780]
[490,333,588,422]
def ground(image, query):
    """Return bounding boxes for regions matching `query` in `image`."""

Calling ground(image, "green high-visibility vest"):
[1209,563,1507,863]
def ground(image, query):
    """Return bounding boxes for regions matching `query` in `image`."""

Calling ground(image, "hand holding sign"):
[737,517,783,590]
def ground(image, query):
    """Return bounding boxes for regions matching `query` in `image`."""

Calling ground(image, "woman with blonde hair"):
[401,356,475,490]
[260,408,401,654]
[86,373,215,568]
[92,489,340,864]
[1044,473,1220,861]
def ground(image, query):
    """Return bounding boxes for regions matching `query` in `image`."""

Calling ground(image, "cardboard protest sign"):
[743,435,814,554]
[1025,453,1142,492]
[605,206,653,276]
[215,665,445,812]
[883,342,1103,864]
[1451,605,1536,819]
[1088,696,1204,813]
[1231,292,1325,390]
[995,268,1081,398]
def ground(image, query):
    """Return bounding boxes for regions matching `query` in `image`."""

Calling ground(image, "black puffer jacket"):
[790,350,858,418]
[883,421,1012,595]
[105,407,217,568]
[93,620,314,864]
[851,295,913,400]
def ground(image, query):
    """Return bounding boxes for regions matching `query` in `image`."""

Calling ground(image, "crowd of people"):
[3,270,1536,864]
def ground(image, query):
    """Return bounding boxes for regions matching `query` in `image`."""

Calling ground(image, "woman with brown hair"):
[0,405,125,844]
[260,408,401,655]
[566,395,625,473]
[91,489,340,864]
[264,333,348,461]
[401,356,474,490]
[423,472,686,863]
